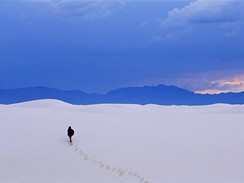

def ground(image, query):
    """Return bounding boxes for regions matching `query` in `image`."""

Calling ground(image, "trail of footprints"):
[72,144,150,183]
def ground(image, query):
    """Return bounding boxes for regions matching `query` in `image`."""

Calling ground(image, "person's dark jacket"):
[67,127,74,137]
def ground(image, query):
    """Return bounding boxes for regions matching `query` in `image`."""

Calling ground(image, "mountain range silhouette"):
[0,85,243,105]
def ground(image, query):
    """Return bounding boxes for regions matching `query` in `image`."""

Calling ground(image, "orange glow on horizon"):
[195,75,244,94]
[195,90,228,94]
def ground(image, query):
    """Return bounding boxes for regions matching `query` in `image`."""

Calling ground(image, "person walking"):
[67,126,74,143]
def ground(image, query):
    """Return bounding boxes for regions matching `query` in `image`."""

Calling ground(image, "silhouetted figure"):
[67,126,74,143]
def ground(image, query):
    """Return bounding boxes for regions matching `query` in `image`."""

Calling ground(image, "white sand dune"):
[1,100,244,183]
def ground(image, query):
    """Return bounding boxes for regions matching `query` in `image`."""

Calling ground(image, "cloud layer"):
[35,0,125,20]
[158,0,244,40]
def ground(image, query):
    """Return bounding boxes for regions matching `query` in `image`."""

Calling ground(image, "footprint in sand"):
[137,175,141,179]
[111,167,116,172]
[100,163,105,168]
[92,160,97,164]
[84,155,88,160]
[118,171,124,177]
[106,166,110,171]
[128,171,133,176]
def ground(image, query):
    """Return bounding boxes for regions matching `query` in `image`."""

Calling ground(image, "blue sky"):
[0,0,244,93]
